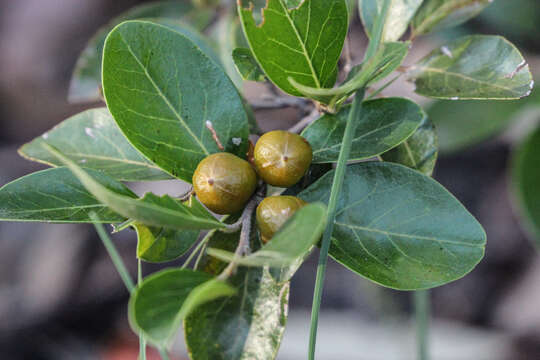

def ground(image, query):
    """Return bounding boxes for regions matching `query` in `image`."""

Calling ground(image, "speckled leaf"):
[238,0,348,96]
[232,48,266,82]
[129,269,236,347]
[102,21,250,182]
[208,203,326,267]
[0,167,132,223]
[408,35,533,100]
[291,41,409,110]
[360,0,423,41]
[299,162,486,290]
[185,215,289,360]
[302,97,424,163]
[411,0,492,37]
[68,1,212,102]
[47,145,224,231]
[381,117,438,176]
[19,108,171,182]
[512,126,540,245]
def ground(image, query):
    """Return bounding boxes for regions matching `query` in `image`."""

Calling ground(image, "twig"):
[179,187,194,202]
[205,121,224,151]
[288,108,320,134]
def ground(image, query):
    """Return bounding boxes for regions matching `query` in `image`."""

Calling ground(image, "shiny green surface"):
[256,195,307,242]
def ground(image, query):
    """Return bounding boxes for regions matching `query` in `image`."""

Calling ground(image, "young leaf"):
[299,162,486,290]
[46,145,225,231]
[408,35,534,100]
[207,203,326,267]
[302,97,425,163]
[134,224,199,263]
[102,21,250,182]
[184,215,289,360]
[238,0,349,96]
[411,0,492,37]
[381,117,438,176]
[69,1,213,102]
[129,269,236,347]
[0,167,131,223]
[232,48,266,82]
[19,108,172,182]
[360,0,423,41]
[290,41,409,110]
[511,126,540,245]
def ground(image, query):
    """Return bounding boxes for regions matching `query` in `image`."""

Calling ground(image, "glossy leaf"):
[19,108,172,182]
[208,203,326,267]
[47,145,225,230]
[185,215,289,360]
[232,48,266,82]
[134,225,199,263]
[411,0,492,37]
[0,167,132,223]
[69,1,212,102]
[408,35,533,100]
[302,97,425,163]
[512,126,540,244]
[129,269,236,346]
[102,21,250,182]
[299,162,486,290]
[360,0,423,41]
[381,117,438,176]
[291,41,409,110]
[238,0,349,96]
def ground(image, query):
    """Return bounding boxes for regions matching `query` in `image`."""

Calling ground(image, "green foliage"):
[300,162,486,290]
[232,48,266,82]
[360,0,423,41]
[102,21,250,182]
[134,223,199,263]
[238,0,349,96]
[302,98,425,163]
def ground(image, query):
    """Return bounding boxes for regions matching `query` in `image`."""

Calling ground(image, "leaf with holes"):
[129,269,236,347]
[302,97,425,163]
[0,167,132,223]
[19,108,172,182]
[360,0,423,41]
[233,48,266,82]
[299,162,486,290]
[238,0,349,97]
[411,0,493,37]
[381,117,438,176]
[102,21,250,182]
[408,35,534,100]
[69,1,213,102]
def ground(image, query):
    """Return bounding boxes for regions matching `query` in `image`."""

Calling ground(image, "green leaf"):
[69,1,212,102]
[360,0,423,41]
[290,41,409,110]
[46,144,224,231]
[512,126,540,245]
[302,97,425,163]
[19,108,172,182]
[129,269,236,346]
[0,167,132,223]
[299,162,486,290]
[232,48,266,82]
[408,35,534,100]
[208,203,326,268]
[102,20,250,182]
[411,0,492,37]
[135,225,199,263]
[185,215,289,360]
[381,116,438,176]
[238,0,349,96]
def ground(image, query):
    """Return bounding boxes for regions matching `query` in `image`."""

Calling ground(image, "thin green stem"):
[182,232,214,269]
[308,90,365,360]
[138,260,147,360]
[414,290,430,360]
[363,0,392,62]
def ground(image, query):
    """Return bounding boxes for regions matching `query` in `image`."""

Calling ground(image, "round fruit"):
[256,196,307,243]
[253,130,313,187]
[193,153,257,215]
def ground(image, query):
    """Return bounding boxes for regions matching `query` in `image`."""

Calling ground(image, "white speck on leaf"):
[232,137,242,146]
[42,133,49,139]
[450,97,459,100]
[440,46,453,58]
[79,159,87,163]
[85,127,95,138]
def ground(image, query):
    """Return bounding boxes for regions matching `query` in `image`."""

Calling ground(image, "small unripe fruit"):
[254,130,313,187]
[256,196,307,243]
[193,153,257,215]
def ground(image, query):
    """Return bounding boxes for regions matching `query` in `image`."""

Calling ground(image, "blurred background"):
[1,0,540,359]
